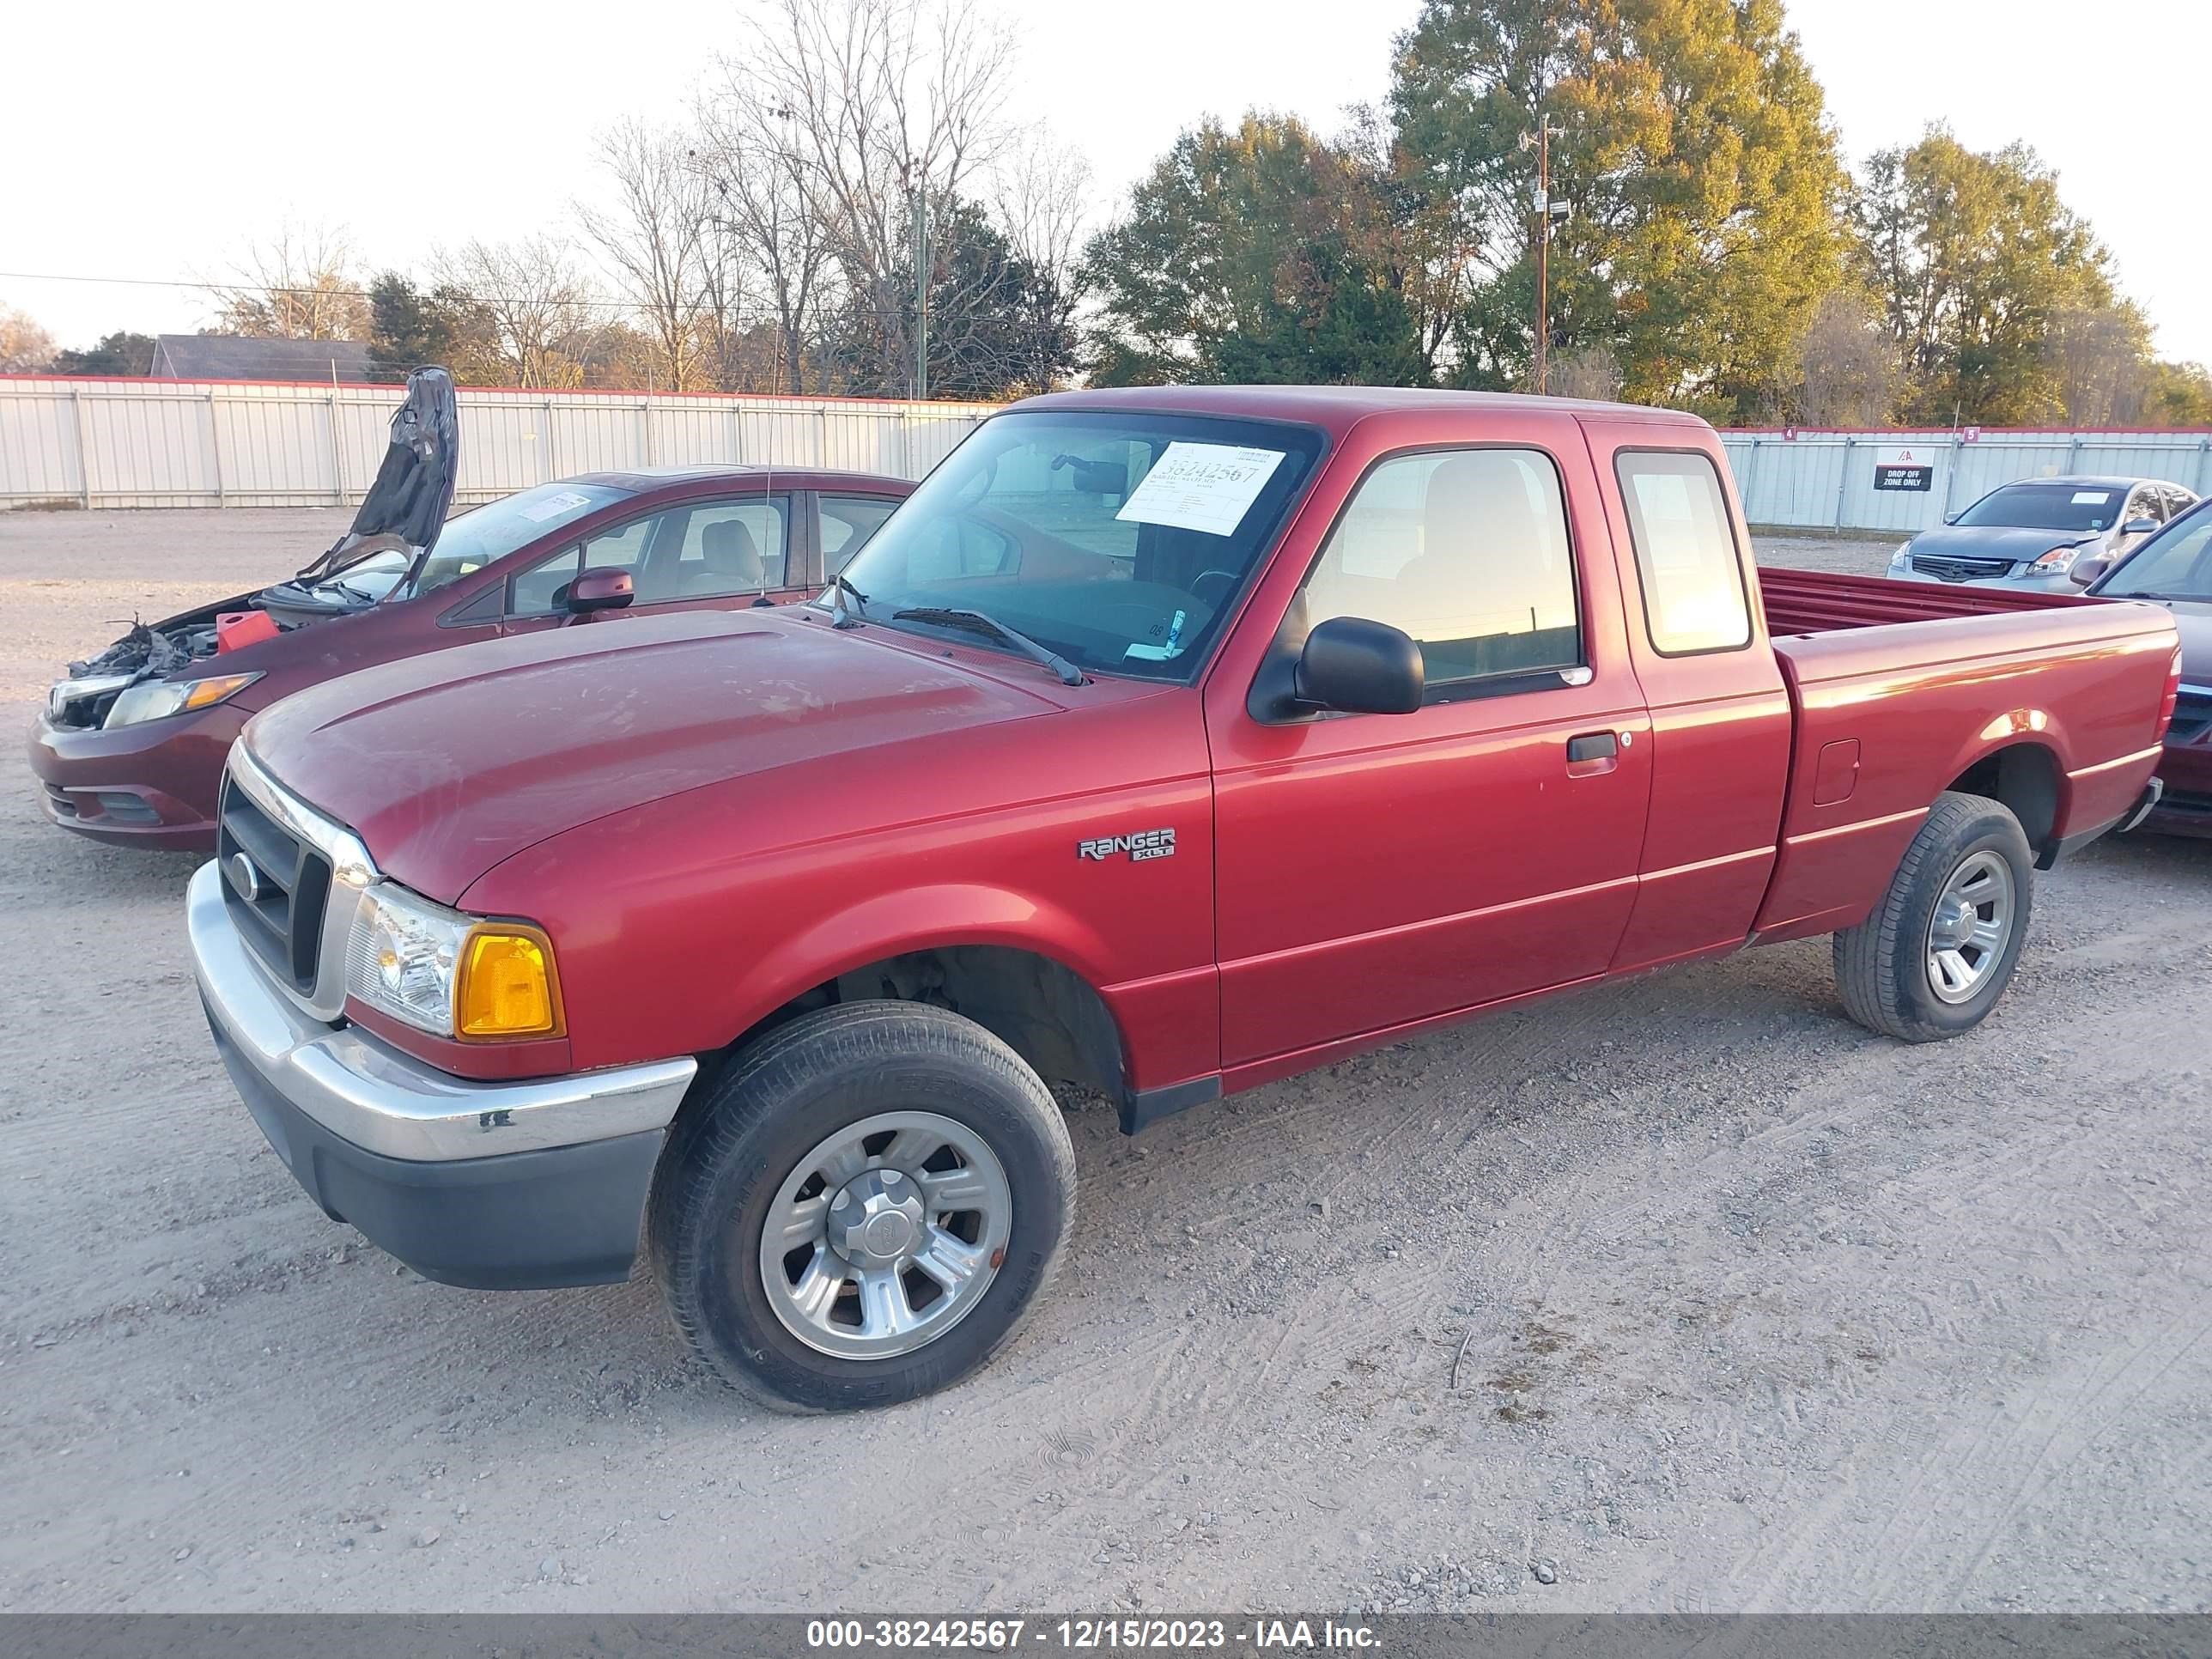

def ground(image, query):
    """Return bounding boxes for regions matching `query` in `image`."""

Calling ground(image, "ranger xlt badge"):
[1079,827,1176,863]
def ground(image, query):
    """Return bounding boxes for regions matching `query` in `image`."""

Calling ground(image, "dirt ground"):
[2,508,2208,1615]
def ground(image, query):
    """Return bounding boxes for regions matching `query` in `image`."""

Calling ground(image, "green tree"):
[830,197,1080,399]
[49,331,156,376]
[1854,128,2118,424]
[1390,0,1851,419]
[2143,360,2212,426]
[365,272,490,383]
[1081,112,1427,387]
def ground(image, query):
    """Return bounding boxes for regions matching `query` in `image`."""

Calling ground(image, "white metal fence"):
[9,378,2212,538]
[1722,428,2212,536]
[0,376,996,510]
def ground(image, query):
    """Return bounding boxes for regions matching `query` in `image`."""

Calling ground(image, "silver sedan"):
[1883,476,2196,592]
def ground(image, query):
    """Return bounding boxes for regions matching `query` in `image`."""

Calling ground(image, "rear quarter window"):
[1615,450,1753,655]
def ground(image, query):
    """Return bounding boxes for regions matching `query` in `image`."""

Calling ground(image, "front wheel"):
[1832,790,2034,1042]
[647,1002,1076,1413]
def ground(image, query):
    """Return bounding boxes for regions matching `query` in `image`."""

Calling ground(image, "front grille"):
[2168,691,2212,745]
[217,770,332,994]
[43,783,79,819]
[1911,554,2012,582]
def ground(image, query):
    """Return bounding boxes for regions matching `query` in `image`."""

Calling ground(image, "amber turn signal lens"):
[181,673,258,710]
[455,927,564,1039]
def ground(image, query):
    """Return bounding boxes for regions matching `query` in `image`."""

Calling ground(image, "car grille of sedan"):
[216,770,333,995]
[1911,554,2013,583]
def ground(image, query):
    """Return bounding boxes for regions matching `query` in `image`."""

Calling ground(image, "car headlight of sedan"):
[102,672,261,729]
[1889,541,1913,568]
[2029,543,2087,570]
[344,882,565,1041]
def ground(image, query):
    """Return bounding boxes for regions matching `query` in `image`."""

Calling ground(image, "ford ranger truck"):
[186,386,2181,1413]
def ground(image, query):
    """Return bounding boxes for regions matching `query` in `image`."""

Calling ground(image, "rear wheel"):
[647,1002,1075,1413]
[1833,790,2034,1042]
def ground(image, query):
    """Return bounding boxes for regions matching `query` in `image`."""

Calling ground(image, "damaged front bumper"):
[30,703,248,850]
[186,861,697,1289]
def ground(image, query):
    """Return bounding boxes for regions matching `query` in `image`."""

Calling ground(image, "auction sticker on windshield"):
[520,489,597,523]
[1116,443,1285,538]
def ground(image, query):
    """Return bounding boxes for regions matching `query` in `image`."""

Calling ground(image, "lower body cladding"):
[186,862,697,1290]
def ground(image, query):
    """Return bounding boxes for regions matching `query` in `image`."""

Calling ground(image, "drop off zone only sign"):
[1873,445,1936,492]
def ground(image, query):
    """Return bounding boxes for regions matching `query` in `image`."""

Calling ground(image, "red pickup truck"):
[186,386,2180,1412]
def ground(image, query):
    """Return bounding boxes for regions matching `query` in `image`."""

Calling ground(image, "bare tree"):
[720,0,1016,397]
[1548,344,1623,402]
[988,130,1091,392]
[1795,292,1899,426]
[432,238,604,387]
[693,80,842,393]
[205,222,370,339]
[992,131,1090,299]
[0,306,56,373]
[580,120,719,391]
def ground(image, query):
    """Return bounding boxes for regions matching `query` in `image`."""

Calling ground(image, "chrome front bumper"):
[189,860,698,1289]
[188,860,696,1161]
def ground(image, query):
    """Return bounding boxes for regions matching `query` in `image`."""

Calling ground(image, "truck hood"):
[1909,524,2100,563]
[243,608,1061,903]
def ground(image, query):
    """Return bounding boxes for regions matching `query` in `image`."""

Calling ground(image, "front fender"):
[708,879,1125,1051]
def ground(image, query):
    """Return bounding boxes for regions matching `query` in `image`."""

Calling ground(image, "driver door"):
[1209,441,1652,1068]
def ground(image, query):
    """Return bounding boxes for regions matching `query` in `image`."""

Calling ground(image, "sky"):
[4,0,2209,363]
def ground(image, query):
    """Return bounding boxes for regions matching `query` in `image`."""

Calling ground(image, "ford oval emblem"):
[227,851,262,902]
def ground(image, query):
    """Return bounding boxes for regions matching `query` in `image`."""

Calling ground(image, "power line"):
[0,268,918,325]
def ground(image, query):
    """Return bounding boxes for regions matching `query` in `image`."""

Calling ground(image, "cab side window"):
[1300,447,1581,689]
[821,494,900,576]
[1614,451,1752,655]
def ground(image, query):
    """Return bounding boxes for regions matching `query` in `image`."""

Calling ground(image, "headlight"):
[1890,541,1912,567]
[344,882,564,1041]
[102,672,261,728]
[2029,544,2084,570]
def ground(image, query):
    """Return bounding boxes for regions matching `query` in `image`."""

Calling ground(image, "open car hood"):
[297,365,459,580]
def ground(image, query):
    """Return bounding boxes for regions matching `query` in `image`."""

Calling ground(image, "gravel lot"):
[3,508,2208,1614]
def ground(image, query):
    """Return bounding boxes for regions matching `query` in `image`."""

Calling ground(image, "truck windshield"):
[825,410,1324,681]
[398,482,633,599]
[2098,506,2212,601]
[1954,483,2122,532]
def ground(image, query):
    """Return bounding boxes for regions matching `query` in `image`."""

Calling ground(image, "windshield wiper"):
[2111,590,2203,605]
[891,606,1088,686]
[827,573,868,629]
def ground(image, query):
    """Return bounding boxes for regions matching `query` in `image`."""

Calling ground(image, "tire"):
[1832,790,2034,1043]
[647,1002,1076,1413]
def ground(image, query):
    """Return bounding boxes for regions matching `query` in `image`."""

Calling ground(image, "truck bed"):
[1748,568,2178,944]
[1757,566,2094,636]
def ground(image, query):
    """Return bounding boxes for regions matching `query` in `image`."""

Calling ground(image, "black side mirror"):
[2121,518,2158,538]
[2069,554,2113,587]
[564,568,635,621]
[1293,617,1424,714]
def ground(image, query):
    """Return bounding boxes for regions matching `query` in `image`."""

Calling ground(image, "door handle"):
[1565,732,1619,763]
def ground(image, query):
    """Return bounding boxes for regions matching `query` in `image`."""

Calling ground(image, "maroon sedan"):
[2084,498,2212,836]
[33,462,912,851]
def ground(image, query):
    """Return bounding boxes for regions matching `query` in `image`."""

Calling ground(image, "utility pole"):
[912,185,931,402]
[1521,117,1565,394]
